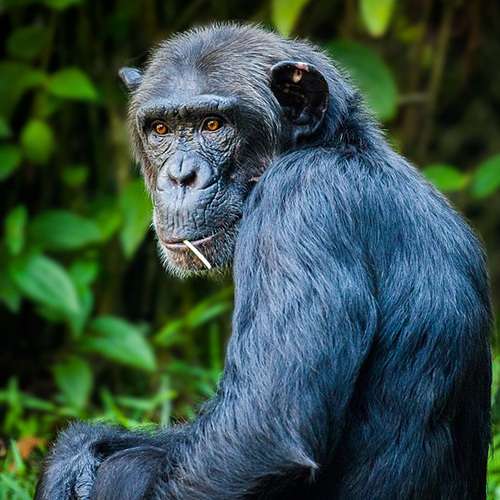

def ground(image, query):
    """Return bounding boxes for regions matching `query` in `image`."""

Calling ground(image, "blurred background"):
[1,0,499,497]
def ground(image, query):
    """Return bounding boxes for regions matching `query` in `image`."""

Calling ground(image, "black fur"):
[34,23,492,500]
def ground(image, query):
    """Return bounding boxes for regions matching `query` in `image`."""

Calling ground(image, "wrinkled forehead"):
[134,58,273,120]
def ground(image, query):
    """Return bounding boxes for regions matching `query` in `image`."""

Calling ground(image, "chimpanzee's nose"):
[167,155,199,188]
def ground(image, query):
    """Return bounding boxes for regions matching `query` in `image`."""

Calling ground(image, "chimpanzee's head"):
[119,24,348,276]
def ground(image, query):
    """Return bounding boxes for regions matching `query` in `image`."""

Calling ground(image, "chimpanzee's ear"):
[118,67,143,92]
[270,61,329,143]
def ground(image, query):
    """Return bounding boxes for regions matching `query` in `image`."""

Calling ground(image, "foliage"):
[0,0,499,498]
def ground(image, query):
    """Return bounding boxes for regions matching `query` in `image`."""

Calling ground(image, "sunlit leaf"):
[5,205,28,255]
[0,144,22,180]
[20,119,54,165]
[119,179,152,258]
[271,0,312,36]
[360,0,396,37]
[7,26,46,60]
[85,316,157,371]
[53,357,93,409]
[326,40,398,120]
[0,62,45,118]
[422,164,469,192]
[29,210,103,250]
[47,68,98,101]
[471,153,500,198]
[8,254,81,318]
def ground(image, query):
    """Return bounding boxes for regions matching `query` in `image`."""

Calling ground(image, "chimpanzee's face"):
[135,92,251,275]
[120,34,329,276]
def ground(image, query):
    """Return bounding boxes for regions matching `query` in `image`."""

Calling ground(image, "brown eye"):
[204,118,222,132]
[154,122,168,135]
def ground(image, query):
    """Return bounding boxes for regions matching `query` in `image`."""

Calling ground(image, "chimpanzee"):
[34,23,492,500]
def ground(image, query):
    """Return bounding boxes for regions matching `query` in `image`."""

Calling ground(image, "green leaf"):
[422,164,469,192]
[33,91,61,118]
[68,286,93,336]
[0,117,12,138]
[119,179,152,258]
[7,26,46,60]
[325,40,398,120]
[0,144,22,181]
[20,119,55,165]
[43,0,83,9]
[69,260,99,286]
[187,302,232,328]
[47,68,98,101]
[5,205,28,255]
[85,316,156,371]
[0,62,45,118]
[29,210,102,250]
[88,197,123,240]
[53,357,93,409]
[471,153,500,198]
[271,0,312,36]
[8,254,81,318]
[360,0,396,37]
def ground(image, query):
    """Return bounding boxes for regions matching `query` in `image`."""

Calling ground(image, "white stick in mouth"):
[183,240,212,270]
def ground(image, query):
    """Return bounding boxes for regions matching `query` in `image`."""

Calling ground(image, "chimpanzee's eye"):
[202,117,223,132]
[153,122,168,135]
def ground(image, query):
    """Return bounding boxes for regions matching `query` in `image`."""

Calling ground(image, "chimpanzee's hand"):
[34,422,159,500]
[34,422,109,500]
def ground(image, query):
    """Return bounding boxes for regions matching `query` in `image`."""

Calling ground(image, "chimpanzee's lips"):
[160,232,218,249]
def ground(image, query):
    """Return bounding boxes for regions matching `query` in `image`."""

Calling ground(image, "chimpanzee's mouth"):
[160,231,221,249]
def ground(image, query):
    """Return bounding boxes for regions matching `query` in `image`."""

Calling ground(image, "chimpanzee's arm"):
[34,422,184,500]
[89,149,379,500]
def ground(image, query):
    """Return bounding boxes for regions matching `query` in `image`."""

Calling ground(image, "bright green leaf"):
[422,164,469,192]
[69,260,100,286]
[0,144,22,181]
[29,210,102,250]
[326,40,398,120]
[271,0,312,36]
[471,153,500,198]
[8,254,81,318]
[46,68,98,101]
[360,0,396,37]
[85,316,157,371]
[7,26,46,60]
[20,119,54,165]
[119,179,152,258]
[0,62,45,118]
[53,357,93,409]
[5,205,28,255]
